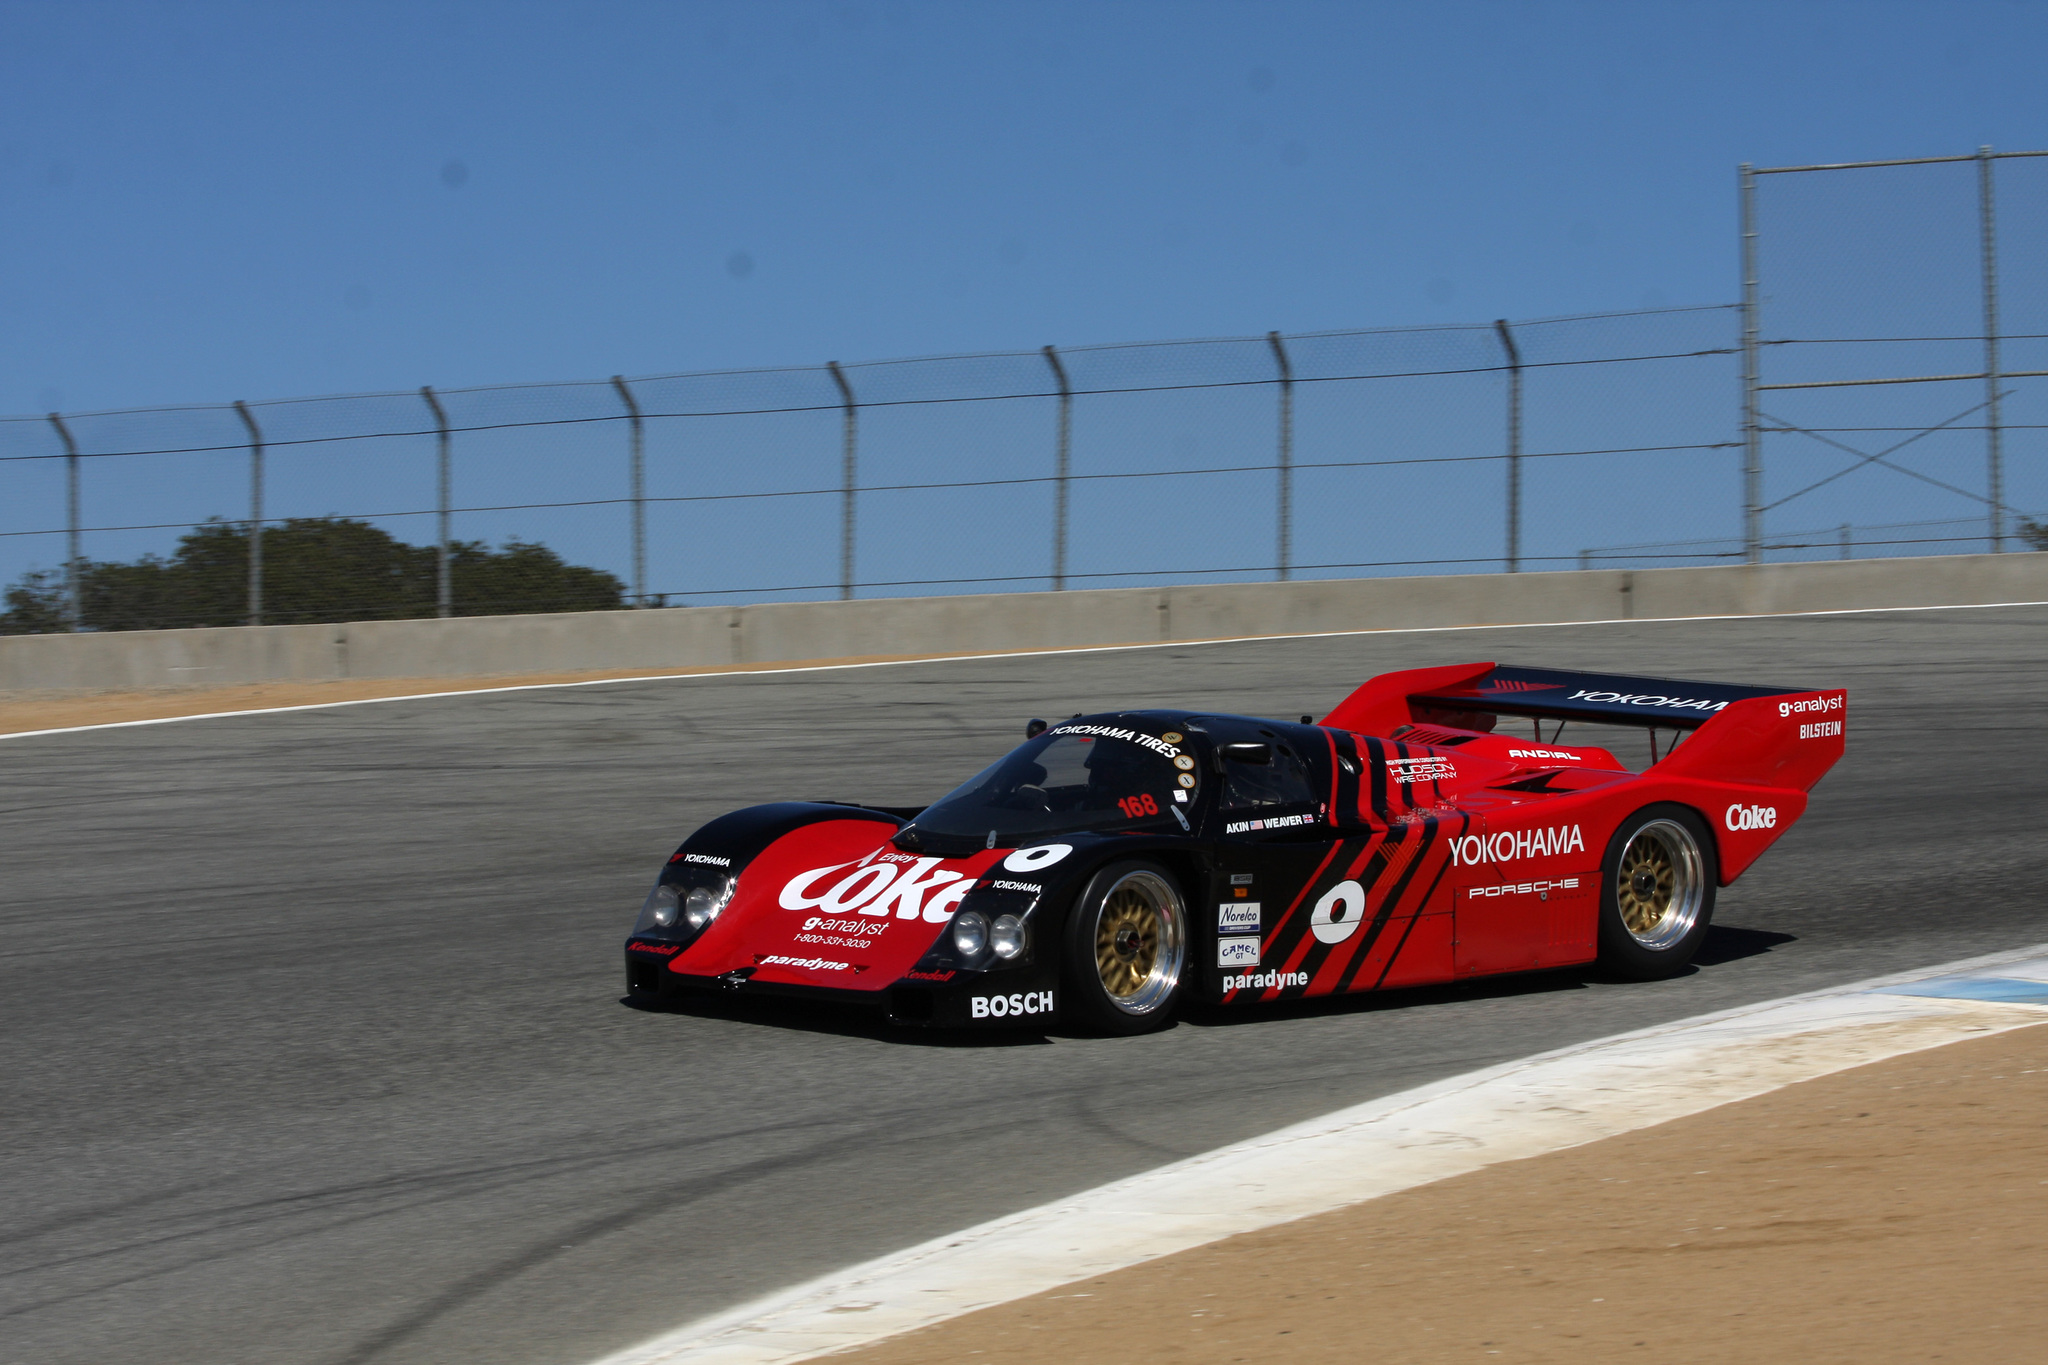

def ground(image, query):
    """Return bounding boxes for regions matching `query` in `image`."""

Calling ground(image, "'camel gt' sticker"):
[1217,937,1261,967]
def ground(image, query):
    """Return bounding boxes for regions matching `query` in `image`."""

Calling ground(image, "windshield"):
[914,722,1198,842]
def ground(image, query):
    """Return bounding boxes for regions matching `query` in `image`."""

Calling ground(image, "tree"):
[1,568,68,634]
[0,517,626,633]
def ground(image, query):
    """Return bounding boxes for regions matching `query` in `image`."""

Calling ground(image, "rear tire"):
[1060,859,1189,1035]
[1597,804,1716,980]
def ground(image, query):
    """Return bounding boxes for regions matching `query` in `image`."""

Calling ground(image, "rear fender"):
[1651,782,1812,884]
[1653,692,1846,794]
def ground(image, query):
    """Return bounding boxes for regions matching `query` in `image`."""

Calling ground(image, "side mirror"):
[1218,742,1272,766]
[1025,718,1048,739]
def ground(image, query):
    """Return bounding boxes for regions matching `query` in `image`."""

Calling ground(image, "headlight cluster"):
[951,909,1028,965]
[635,876,733,936]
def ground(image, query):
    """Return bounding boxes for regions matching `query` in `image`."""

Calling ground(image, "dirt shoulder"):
[845,1020,2048,1364]
[0,646,1060,736]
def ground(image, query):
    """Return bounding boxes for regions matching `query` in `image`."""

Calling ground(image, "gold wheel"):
[1617,840,1675,936]
[1081,867,1186,1017]
[1095,884,1162,1000]
[1611,818,1705,952]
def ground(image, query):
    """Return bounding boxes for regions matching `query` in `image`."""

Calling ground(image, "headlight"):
[684,885,723,930]
[952,909,989,959]
[636,883,680,933]
[990,914,1026,960]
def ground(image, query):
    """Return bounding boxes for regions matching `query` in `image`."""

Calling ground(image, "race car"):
[624,662,1844,1034]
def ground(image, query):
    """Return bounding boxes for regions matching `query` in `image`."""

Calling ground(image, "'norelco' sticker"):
[1218,902,1261,934]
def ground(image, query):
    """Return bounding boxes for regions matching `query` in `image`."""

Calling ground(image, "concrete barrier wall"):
[6,552,2047,692]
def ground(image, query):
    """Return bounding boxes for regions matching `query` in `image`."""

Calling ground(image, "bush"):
[0,517,626,633]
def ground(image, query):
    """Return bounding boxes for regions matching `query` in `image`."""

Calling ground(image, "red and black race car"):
[624,662,1845,1034]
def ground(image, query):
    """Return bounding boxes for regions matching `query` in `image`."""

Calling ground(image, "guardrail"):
[5,550,2045,694]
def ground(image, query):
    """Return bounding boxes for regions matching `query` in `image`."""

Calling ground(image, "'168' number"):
[1116,793,1159,819]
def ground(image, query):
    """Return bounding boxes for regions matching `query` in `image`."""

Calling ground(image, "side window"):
[1222,743,1317,812]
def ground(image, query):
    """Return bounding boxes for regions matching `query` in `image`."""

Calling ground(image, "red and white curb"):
[591,944,2048,1365]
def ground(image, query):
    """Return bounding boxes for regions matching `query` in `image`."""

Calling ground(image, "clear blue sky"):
[6,0,2045,416]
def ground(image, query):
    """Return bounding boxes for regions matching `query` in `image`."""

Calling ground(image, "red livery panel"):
[670,820,1004,991]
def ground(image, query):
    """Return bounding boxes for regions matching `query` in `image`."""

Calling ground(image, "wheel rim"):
[1091,870,1186,1016]
[1614,818,1705,952]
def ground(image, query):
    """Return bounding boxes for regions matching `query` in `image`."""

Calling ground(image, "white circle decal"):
[1003,843,1073,872]
[1310,880,1368,944]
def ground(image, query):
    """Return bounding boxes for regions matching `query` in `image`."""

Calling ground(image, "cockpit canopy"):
[909,717,1198,845]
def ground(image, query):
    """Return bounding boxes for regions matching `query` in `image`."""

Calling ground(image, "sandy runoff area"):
[842,1021,2048,1364]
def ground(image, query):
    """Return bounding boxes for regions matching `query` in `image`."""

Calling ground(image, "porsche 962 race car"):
[625,662,1844,1033]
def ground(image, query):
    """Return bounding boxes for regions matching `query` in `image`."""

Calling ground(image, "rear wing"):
[1321,662,1845,792]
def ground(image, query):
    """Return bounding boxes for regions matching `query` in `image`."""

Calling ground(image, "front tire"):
[1060,860,1188,1035]
[1597,804,1716,980]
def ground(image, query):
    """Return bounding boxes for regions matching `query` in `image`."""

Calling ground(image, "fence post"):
[611,376,647,606]
[421,386,452,617]
[1739,163,1763,566]
[1979,146,2004,552]
[827,362,857,600]
[1493,320,1522,573]
[1042,346,1072,590]
[233,401,265,626]
[48,413,81,630]
[1267,332,1293,581]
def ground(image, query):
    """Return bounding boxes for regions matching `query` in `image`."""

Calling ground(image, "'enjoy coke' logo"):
[779,855,979,924]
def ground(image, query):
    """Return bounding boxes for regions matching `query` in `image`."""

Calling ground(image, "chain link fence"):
[0,306,1746,630]
[1727,148,2048,563]
[2,148,2041,633]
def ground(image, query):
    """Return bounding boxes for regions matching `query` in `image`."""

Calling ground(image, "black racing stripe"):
[1389,739,1414,810]
[1295,821,1410,995]
[1315,824,1414,988]
[1333,734,1359,821]
[1338,813,1448,992]
[1272,831,1400,1000]
[1247,838,1350,995]
[1338,732,1367,824]
[1369,899,1429,990]
[1363,736,1388,815]
[1322,729,1343,819]
[1370,814,1468,988]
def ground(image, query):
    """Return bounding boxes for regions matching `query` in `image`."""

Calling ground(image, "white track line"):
[7,596,2046,743]
[591,942,2048,1365]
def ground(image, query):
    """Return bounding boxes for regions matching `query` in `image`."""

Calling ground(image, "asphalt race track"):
[6,605,2046,1365]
